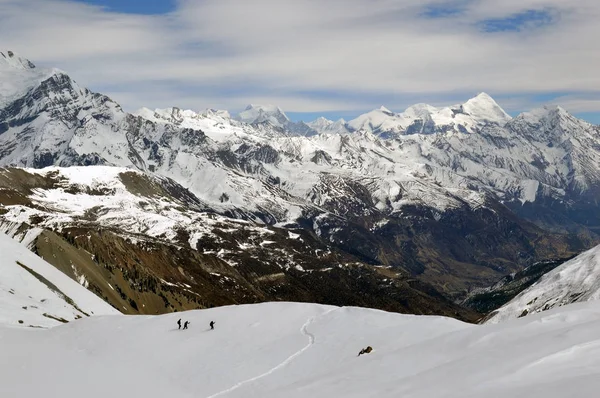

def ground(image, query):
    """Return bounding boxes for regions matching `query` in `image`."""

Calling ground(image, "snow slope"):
[487,244,600,324]
[0,232,119,328]
[1,301,600,397]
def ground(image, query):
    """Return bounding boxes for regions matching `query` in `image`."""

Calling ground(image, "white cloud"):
[1,0,600,115]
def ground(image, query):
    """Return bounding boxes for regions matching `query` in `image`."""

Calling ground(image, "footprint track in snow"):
[205,308,337,398]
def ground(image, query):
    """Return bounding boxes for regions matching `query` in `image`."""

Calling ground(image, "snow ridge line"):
[205,308,337,398]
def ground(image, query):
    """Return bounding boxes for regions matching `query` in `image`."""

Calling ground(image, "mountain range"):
[2,49,600,318]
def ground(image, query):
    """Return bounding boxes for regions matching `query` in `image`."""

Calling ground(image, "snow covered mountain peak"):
[237,104,290,127]
[0,50,36,70]
[517,105,577,124]
[510,105,594,139]
[307,116,334,129]
[201,108,231,119]
[379,105,393,114]
[403,103,439,117]
[307,116,350,135]
[462,92,512,125]
[135,106,233,126]
[346,93,513,137]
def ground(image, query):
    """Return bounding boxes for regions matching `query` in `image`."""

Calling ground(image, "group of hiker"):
[177,318,215,331]
[176,317,373,358]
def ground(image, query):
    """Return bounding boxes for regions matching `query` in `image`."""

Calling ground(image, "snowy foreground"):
[2,230,599,397]
[2,300,600,397]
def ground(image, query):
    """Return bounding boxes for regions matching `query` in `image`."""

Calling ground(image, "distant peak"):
[473,92,494,101]
[244,104,282,112]
[464,92,502,108]
[463,92,511,124]
[202,108,231,119]
[307,116,334,128]
[521,105,573,120]
[379,105,393,114]
[237,104,289,126]
[0,50,36,70]
[554,105,569,114]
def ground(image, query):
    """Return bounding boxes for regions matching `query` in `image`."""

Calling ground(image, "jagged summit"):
[0,50,36,70]
[237,104,290,127]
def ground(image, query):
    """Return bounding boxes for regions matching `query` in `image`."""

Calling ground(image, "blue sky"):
[3,0,600,124]
[79,0,175,15]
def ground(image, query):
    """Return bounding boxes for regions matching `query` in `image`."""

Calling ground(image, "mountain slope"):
[486,244,600,323]
[1,301,600,397]
[463,257,573,314]
[0,166,479,321]
[0,231,118,328]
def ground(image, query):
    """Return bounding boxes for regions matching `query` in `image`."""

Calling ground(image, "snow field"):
[1,300,600,397]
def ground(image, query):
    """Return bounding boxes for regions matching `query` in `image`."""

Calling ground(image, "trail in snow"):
[206,308,337,398]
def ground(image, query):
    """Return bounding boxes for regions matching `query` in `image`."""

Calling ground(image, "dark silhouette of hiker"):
[210,321,215,330]
[358,346,373,356]
[183,321,189,330]
[177,319,182,330]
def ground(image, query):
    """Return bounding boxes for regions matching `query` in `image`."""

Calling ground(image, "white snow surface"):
[487,244,600,324]
[1,300,600,397]
[0,232,118,328]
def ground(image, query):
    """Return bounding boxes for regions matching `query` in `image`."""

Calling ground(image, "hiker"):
[358,346,373,356]
[209,321,215,330]
[177,319,182,330]
[183,321,190,330]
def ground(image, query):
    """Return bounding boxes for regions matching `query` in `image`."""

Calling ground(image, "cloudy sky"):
[2,0,600,123]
